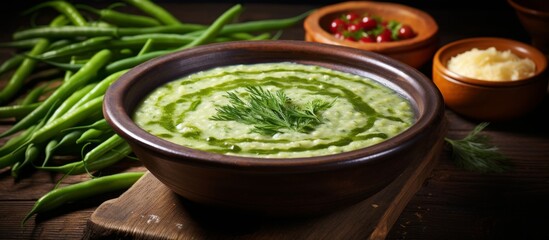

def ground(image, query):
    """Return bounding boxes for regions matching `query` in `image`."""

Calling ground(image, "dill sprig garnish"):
[210,86,334,135]
[445,122,510,173]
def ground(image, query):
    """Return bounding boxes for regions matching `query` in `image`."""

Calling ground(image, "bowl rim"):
[103,40,444,171]
[507,0,549,18]
[303,1,439,53]
[433,37,548,87]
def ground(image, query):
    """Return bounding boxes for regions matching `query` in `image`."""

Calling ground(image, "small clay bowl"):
[508,0,549,55]
[303,1,439,69]
[104,40,445,217]
[433,37,548,121]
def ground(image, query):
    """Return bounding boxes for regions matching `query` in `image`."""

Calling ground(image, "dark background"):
[0,0,531,91]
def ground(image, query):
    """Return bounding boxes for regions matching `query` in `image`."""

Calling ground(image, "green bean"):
[43,139,58,167]
[0,14,67,105]
[115,24,204,35]
[0,113,49,169]
[84,134,124,160]
[105,4,243,73]
[23,1,87,26]
[14,9,310,41]
[48,39,72,50]
[45,83,96,124]
[123,0,182,26]
[0,55,25,76]
[39,36,112,60]
[77,4,162,27]
[65,119,110,132]
[0,102,41,119]
[11,144,40,179]
[38,140,131,175]
[66,70,128,114]
[0,39,50,104]
[185,4,243,48]
[0,49,112,138]
[0,39,42,49]
[21,84,49,105]
[0,125,38,157]
[26,95,104,145]
[76,128,113,144]
[39,34,193,60]
[184,10,312,38]
[22,171,145,225]
[0,143,27,170]
[44,130,84,164]
[138,38,154,55]
[13,25,204,40]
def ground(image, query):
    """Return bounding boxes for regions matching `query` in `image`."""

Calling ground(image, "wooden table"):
[1,1,548,239]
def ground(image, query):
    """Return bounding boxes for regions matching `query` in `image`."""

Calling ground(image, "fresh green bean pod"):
[44,130,85,163]
[76,128,112,144]
[13,25,204,40]
[105,4,243,73]
[45,83,96,124]
[23,0,87,26]
[22,171,145,225]
[83,134,125,160]
[0,39,42,49]
[42,139,58,167]
[27,95,104,145]
[123,0,182,26]
[21,83,49,105]
[0,49,112,138]
[64,119,110,132]
[0,143,27,170]
[0,125,38,157]
[39,36,113,60]
[66,70,128,113]
[0,102,41,119]
[11,144,41,179]
[77,4,162,27]
[0,55,25,76]
[0,39,50,104]
[38,141,132,175]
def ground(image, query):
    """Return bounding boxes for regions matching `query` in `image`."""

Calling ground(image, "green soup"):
[133,62,415,158]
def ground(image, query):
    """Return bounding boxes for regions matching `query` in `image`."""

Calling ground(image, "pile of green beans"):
[0,0,311,224]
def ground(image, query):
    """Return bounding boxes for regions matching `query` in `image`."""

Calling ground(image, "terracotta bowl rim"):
[433,37,547,87]
[507,0,549,18]
[103,40,444,170]
[303,1,439,53]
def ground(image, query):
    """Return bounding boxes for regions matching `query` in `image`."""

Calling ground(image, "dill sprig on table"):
[210,86,334,135]
[445,122,511,173]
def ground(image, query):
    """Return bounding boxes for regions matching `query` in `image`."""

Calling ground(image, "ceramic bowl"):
[103,40,445,217]
[432,37,548,121]
[303,1,439,69]
[508,0,549,55]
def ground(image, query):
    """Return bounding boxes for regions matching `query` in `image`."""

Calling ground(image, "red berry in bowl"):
[360,16,377,30]
[360,35,376,43]
[330,19,347,33]
[347,23,362,32]
[345,12,360,23]
[376,29,393,42]
[398,25,416,39]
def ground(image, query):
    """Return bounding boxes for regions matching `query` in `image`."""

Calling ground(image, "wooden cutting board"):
[84,128,445,240]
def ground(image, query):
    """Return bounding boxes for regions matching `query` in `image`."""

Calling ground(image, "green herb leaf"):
[444,122,510,173]
[210,86,334,135]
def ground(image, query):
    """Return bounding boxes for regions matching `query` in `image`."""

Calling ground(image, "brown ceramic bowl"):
[508,0,549,55]
[303,1,439,69]
[433,37,548,121]
[103,40,445,217]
